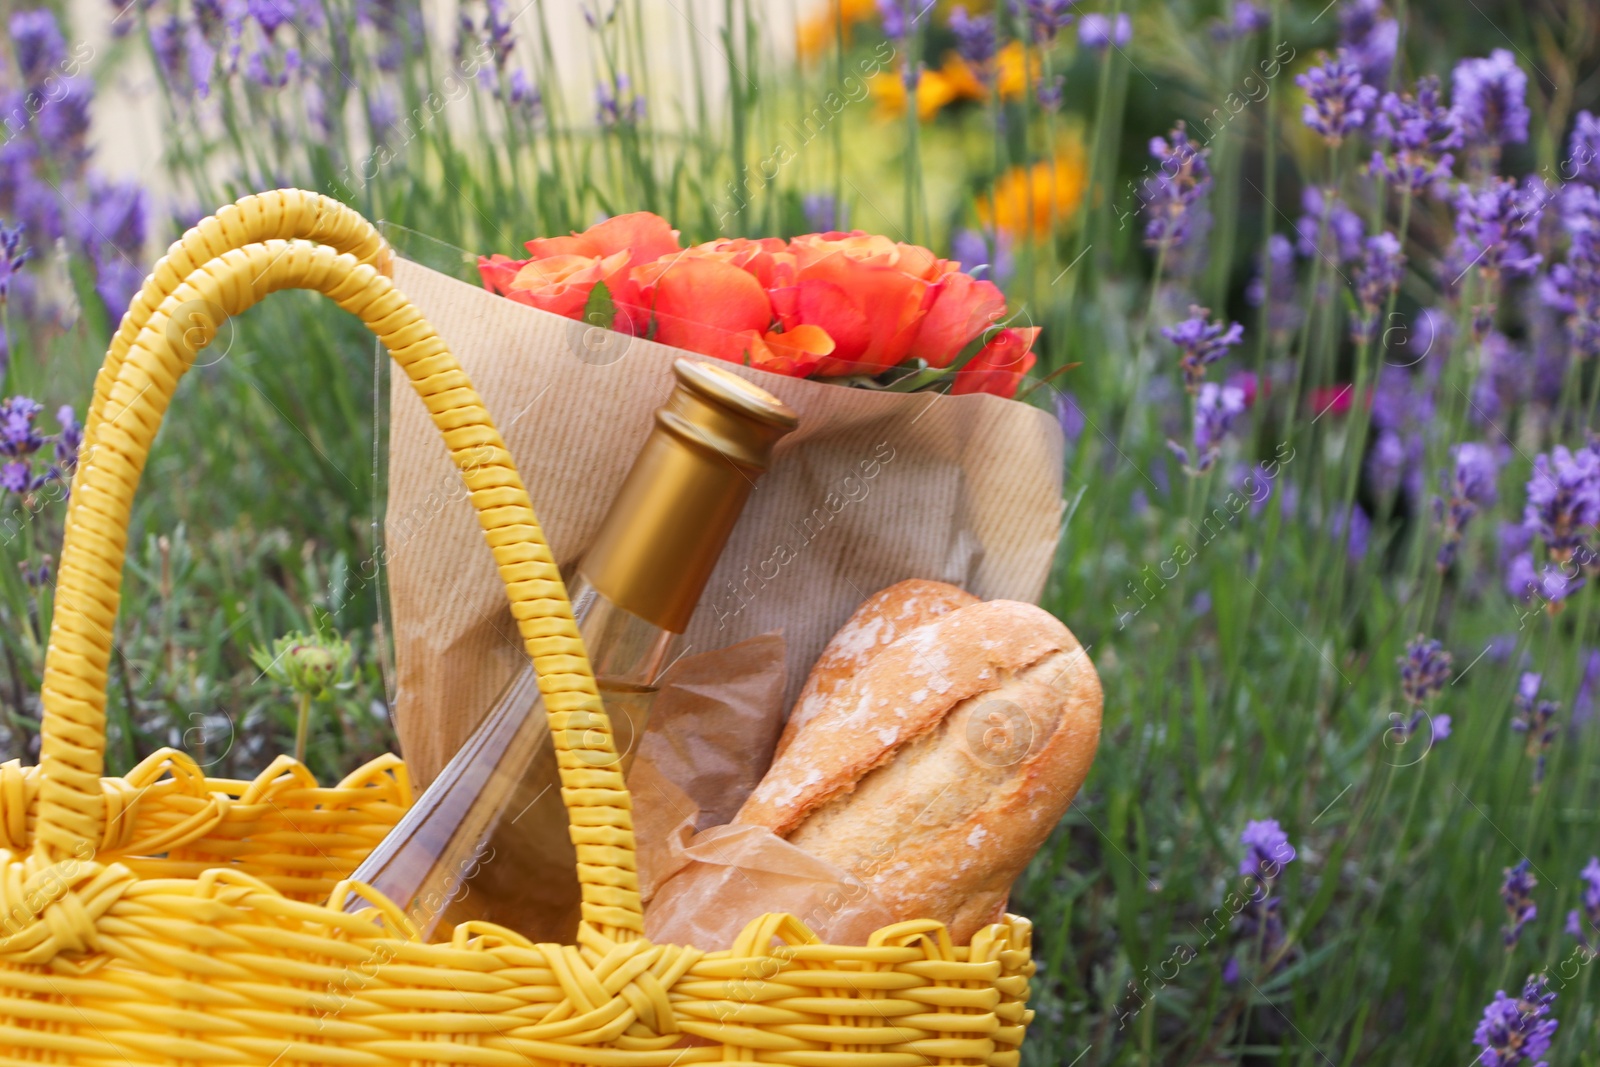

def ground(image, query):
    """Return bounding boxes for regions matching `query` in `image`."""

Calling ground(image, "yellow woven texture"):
[0,191,1036,1065]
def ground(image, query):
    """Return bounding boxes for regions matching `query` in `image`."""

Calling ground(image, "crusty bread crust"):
[737,597,1103,942]
[771,579,978,763]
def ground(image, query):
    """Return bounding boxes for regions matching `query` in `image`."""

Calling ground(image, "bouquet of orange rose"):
[477,211,1041,399]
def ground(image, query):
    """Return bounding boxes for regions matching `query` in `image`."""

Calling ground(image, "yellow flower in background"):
[994,41,1031,101]
[978,147,1088,239]
[797,0,882,63]
[869,53,987,121]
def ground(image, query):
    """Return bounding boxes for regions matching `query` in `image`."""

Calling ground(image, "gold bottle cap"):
[580,359,798,632]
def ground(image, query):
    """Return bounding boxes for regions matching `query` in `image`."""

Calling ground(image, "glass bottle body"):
[347,572,675,942]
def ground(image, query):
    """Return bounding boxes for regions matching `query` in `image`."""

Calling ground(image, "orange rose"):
[629,255,774,363]
[777,238,938,374]
[476,249,630,319]
[685,237,791,288]
[524,211,681,268]
[908,272,1008,368]
[952,326,1040,399]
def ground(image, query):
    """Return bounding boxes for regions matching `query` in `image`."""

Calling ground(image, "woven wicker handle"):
[33,191,645,942]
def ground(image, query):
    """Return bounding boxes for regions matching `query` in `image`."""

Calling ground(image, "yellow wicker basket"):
[0,190,1037,1066]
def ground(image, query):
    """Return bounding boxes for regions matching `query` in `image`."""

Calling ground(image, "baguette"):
[738,598,1102,942]
[771,579,978,762]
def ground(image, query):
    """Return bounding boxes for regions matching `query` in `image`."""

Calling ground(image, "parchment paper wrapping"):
[626,632,900,946]
[386,257,1067,789]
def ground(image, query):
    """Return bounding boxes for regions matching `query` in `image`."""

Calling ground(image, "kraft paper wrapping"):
[386,257,1067,788]
[626,632,902,946]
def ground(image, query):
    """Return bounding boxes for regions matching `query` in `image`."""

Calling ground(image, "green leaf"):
[582,279,616,330]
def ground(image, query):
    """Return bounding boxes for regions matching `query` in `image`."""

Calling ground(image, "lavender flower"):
[1370,75,1461,195]
[1226,819,1295,980]
[1566,857,1600,950]
[1295,50,1378,146]
[1215,1,1270,39]
[1338,0,1397,89]
[1055,390,1085,445]
[0,221,29,302]
[1162,305,1243,392]
[877,0,914,41]
[949,7,997,70]
[1453,177,1544,283]
[950,228,1012,285]
[53,405,80,471]
[1437,442,1499,568]
[1523,444,1600,559]
[37,76,93,153]
[1246,233,1300,337]
[1399,634,1452,706]
[1565,110,1600,187]
[1506,551,1584,606]
[1369,364,1433,502]
[1352,231,1405,343]
[1141,122,1211,252]
[805,194,848,234]
[1501,859,1539,947]
[1239,818,1296,880]
[1294,186,1365,264]
[507,69,540,114]
[1016,0,1077,44]
[10,9,67,88]
[1540,184,1600,357]
[0,396,44,459]
[1473,975,1558,1066]
[1329,502,1372,561]
[1169,382,1247,474]
[1452,49,1531,148]
[1511,674,1560,788]
[595,73,645,127]
[1077,13,1130,51]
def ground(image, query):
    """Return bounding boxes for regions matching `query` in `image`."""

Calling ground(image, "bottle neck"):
[568,570,678,687]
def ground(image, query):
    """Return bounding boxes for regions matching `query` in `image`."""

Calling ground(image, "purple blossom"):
[1523,444,1600,558]
[1179,382,1245,473]
[1540,184,1600,357]
[1473,975,1557,1067]
[1352,231,1405,343]
[53,405,80,470]
[0,396,43,459]
[1016,0,1077,44]
[877,0,913,41]
[1399,634,1451,706]
[1565,110,1600,186]
[1295,50,1378,146]
[1369,365,1432,501]
[1338,0,1396,89]
[1141,122,1211,252]
[1453,177,1544,283]
[1452,49,1531,148]
[949,7,997,70]
[1437,442,1500,568]
[37,76,93,152]
[1162,304,1243,392]
[950,227,1012,285]
[1501,859,1539,947]
[1566,857,1600,949]
[595,73,644,126]
[1215,1,1270,39]
[1370,75,1461,195]
[1329,502,1372,561]
[0,221,29,302]
[1055,390,1085,445]
[805,194,848,235]
[507,68,540,114]
[1294,186,1365,264]
[10,9,67,88]
[1077,13,1130,51]
[1511,674,1560,788]
[1239,818,1295,881]
[1246,233,1300,336]
[1472,330,1527,428]
[1506,551,1584,605]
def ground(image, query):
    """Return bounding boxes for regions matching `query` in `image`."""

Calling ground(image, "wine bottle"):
[348,358,798,942]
